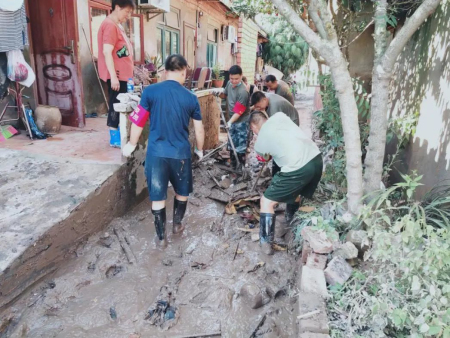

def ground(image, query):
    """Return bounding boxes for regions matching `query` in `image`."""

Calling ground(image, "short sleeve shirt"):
[140,80,202,159]
[97,18,134,82]
[224,81,250,122]
[275,80,295,106]
[266,93,299,126]
[255,112,320,173]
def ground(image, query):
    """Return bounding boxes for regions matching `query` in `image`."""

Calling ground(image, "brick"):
[298,292,329,334]
[324,256,353,286]
[306,253,328,270]
[301,240,312,265]
[345,230,370,257]
[301,227,337,254]
[301,266,329,298]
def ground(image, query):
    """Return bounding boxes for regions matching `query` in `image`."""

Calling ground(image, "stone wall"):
[388,1,450,197]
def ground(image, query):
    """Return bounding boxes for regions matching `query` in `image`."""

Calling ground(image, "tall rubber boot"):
[259,213,276,255]
[285,202,300,224]
[173,198,187,234]
[152,208,167,248]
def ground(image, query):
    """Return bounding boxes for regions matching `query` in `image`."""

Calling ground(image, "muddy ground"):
[2,164,301,338]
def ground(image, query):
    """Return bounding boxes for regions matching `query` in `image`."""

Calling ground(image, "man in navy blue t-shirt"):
[122,54,205,248]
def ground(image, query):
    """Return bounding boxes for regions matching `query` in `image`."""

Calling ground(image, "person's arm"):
[123,99,150,157]
[129,123,144,146]
[228,90,249,126]
[103,44,119,91]
[193,119,205,152]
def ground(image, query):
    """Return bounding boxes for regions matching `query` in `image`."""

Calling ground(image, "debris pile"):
[300,227,371,296]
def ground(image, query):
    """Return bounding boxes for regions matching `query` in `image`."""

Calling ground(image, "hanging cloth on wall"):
[0,3,28,53]
[0,52,10,100]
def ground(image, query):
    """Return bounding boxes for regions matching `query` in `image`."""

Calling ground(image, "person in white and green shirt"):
[250,111,323,255]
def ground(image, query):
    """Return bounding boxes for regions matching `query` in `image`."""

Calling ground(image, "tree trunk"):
[363,0,443,194]
[329,53,363,214]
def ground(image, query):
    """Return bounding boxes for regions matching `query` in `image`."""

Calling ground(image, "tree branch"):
[308,1,328,40]
[271,0,332,58]
[373,0,389,66]
[315,0,339,46]
[379,0,442,75]
[339,20,374,49]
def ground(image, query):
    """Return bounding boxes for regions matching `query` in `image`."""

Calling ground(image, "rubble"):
[332,242,358,260]
[240,283,271,309]
[345,230,370,256]
[301,227,338,254]
[324,256,353,286]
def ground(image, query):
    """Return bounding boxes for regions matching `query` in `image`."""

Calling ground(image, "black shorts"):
[145,155,193,201]
[264,154,323,204]
[106,79,127,129]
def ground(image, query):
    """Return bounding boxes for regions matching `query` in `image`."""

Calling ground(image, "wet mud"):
[2,170,300,338]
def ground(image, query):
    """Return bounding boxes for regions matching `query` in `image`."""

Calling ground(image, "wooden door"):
[184,22,196,70]
[28,0,85,127]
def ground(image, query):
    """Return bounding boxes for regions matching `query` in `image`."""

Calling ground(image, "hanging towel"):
[0,4,28,53]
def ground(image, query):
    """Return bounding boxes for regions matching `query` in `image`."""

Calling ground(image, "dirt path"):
[4,185,299,338]
[2,92,316,338]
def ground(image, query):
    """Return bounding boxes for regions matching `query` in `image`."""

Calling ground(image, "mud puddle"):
[3,171,300,338]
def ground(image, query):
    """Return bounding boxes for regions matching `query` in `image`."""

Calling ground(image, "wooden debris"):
[247,262,265,273]
[273,243,287,251]
[174,331,222,338]
[208,189,230,203]
[249,313,267,338]
[237,227,259,233]
[113,225,137,264]
[232,182,248,193]
[233,241,240,261]
[297,309,321,320]
[299,206,316,212]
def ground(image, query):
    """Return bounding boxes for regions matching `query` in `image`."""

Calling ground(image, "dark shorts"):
[264,154,323,204]
[228,121,249,154]
[145,155,193,201]
[106,79,127,129]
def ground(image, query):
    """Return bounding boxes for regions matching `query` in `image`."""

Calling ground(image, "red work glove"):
[256,154,271,162]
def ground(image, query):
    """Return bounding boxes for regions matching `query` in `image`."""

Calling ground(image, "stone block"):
[240,283,271,309]
[301,266,329,298]
[298,292,329,334]
[324,256,353,286]
[306,253,328,270]
[345,230,370,256]
[333,242,358,260]
[301,227,338,254]
[301,241,312,265]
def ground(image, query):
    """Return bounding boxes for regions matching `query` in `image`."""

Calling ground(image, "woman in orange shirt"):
[97,0,135,148]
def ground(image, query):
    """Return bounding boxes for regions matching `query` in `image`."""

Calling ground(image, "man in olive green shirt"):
[250,111,323,255]
[250,91,299,126]
[265,75,294,105]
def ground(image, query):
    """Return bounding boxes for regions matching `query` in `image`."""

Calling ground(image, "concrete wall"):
[237,17,259,84]
[388,1,450,197]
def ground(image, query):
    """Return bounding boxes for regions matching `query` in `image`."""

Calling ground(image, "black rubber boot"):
[173,198,187,234]
[259,213,276,255]
[285,202,300,224]
[152,208,167,248]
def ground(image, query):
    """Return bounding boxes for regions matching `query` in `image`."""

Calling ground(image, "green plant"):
[212,63,224,80]
[329,174,450,337]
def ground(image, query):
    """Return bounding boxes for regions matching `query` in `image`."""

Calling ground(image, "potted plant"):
[144,54,163,84]
[212,63,224,88]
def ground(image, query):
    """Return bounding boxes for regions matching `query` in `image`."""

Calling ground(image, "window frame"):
[157,26,180,61]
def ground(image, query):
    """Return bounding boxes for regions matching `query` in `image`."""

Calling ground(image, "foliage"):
[259,16,309,77]
[329,175,450,337]
[212,63,224,80]
[314,74,370,196]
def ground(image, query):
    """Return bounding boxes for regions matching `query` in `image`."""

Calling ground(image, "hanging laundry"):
[0,3,29,53]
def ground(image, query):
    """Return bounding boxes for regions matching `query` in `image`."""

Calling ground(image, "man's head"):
[112,0,135,22]
[242,76,248,85]
[249,110,268,135]
[165,54,188,84]
[250,91,269,111]
[229,65,243,87]
[265,75,278,91]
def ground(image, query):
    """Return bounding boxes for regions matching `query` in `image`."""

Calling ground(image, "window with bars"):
[157,27,180,61]
[206,27,218,67]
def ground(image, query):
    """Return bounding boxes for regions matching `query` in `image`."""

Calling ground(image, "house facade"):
[21,0,263,128]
